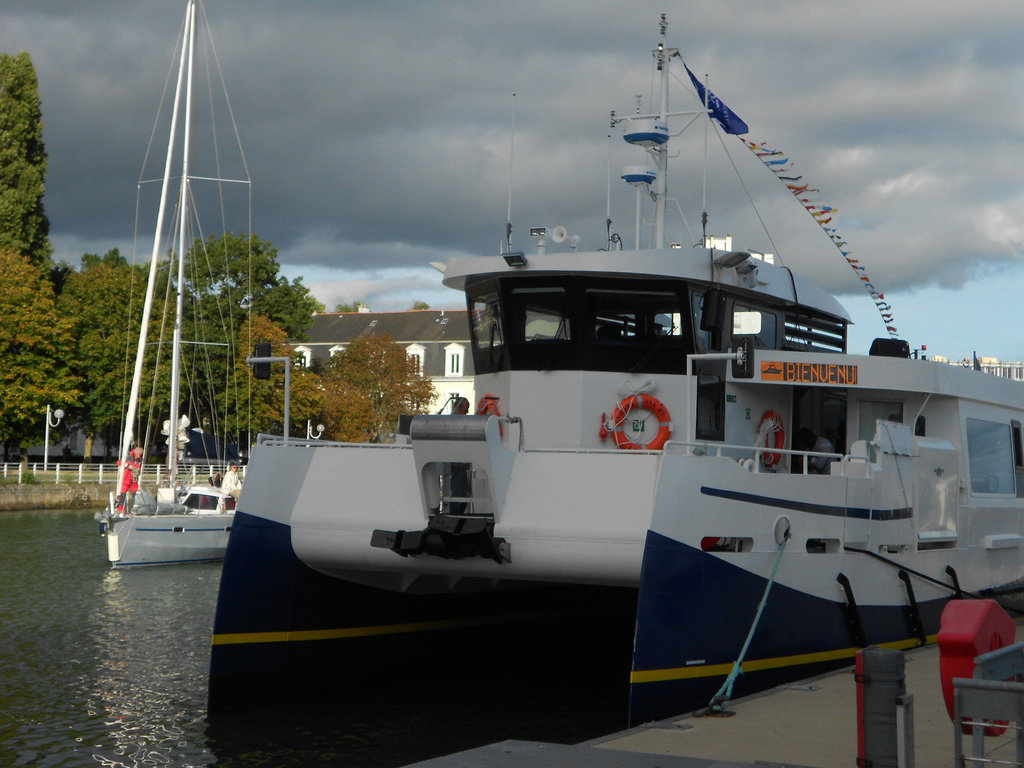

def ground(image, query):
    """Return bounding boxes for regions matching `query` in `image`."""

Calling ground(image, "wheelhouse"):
[466,273,848,376]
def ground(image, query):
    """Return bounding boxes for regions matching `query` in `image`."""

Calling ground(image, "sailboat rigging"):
[99,0,249,567]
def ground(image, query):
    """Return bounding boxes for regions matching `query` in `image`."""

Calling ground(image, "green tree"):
[410,301,430,310]
[0,249,81,460]
[0,52,51,269]
[187,232,323,342]
[232,314,321,447]
[175,232,322,450]
[58,249,145,460]
[334,301,364,313]
[320,333,434,443]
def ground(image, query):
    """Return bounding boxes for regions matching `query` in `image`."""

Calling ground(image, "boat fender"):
[604,394,672,451]
[755,410,786,468]
[476,393,503,436]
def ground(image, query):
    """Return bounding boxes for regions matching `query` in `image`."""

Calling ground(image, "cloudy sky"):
[4,0,1024,361]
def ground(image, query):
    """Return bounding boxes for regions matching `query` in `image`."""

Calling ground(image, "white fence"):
[0,462,233,486]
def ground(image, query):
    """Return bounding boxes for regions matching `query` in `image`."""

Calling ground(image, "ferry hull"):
[628,530,947,722]
[209,511,638,706]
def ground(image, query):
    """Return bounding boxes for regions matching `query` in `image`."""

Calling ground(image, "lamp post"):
[306,420,325,440]
[44,405,65,471]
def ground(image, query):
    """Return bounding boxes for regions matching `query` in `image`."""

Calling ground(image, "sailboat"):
[98,0,239,567]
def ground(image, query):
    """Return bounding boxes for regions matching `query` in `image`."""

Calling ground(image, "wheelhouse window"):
[470,292,503,347]
[967,418,1015,495]
[588,289,682,341]
[509,287,570,342]
[732,304,777,349]
[468,277,692,373]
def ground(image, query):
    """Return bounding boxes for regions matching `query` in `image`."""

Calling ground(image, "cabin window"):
[586,289,682,340]
[857,401,903,442]
[470,291,504,350]
[966,418,1015,495]
[691,289,713,352]
[509,287,570,342]
[732,304,777,349]
[1013,421,1024,497]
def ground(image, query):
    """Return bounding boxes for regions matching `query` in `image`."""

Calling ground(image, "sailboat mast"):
[167,0,196,485]
[116,0,194,476]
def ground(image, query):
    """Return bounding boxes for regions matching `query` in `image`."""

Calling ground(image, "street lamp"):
[306,420,325,440]
[44,405,65,471]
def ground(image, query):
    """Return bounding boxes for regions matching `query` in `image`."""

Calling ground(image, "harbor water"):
[0,509,628,767]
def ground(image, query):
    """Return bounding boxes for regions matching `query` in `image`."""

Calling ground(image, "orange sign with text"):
[760,360,858,385]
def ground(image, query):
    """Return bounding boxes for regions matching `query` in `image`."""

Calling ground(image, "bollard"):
[856,647,905,768]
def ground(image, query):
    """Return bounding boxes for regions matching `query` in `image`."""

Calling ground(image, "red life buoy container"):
[603,394,673,451]
[476,393,503,435]
[756,410,786,468]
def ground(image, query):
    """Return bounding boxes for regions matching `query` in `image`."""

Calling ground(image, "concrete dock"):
[408,624,1024,767]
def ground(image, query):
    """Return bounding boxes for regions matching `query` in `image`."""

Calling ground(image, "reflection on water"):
[0,510,218,768]
[1,510,626,767]
[86,568,217,767]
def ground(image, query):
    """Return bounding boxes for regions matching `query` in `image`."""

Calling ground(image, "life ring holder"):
[755,410,786,468]
[600,394,673,451]
[476,393,503,435]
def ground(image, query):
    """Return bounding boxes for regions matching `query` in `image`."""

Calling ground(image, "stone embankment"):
[0,482,108,511]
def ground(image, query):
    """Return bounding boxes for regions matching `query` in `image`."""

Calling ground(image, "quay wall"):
[0,483,108,512]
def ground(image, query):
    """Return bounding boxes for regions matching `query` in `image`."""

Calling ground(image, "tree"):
[0,52,51,269]
[232,314,321,448]
[186,232,323,342]
[57,249,144,460]
[410,301,430,310]
[0,249,81,459]
[334,301,365,313]
[320,333,434,443]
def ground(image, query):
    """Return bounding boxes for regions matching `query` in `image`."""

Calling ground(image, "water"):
[0,510,627,767]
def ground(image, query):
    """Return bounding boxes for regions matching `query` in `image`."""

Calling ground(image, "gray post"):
[858,647,906,768]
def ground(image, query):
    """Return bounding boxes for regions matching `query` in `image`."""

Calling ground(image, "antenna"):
[505,92,517,253]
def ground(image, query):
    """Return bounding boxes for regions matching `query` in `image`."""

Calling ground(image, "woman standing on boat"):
[117,447,143,514]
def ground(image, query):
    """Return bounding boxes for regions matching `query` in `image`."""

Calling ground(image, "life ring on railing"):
[602,394,673,451]
[755,410,786,468]
[476,393,503,435]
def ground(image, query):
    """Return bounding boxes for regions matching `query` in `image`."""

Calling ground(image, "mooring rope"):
[708,530,790,713]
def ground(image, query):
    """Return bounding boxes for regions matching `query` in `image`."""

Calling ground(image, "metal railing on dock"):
[955,642,1024,767]
[0,462,235,487]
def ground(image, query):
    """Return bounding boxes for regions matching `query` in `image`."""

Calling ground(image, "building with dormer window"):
[299,309,474,413]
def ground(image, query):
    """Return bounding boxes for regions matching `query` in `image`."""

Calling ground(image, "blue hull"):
[628,531,947,722]
[209,511,638,707]
[209,514,948,723]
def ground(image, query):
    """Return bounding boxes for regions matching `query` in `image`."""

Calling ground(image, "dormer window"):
[293,345,313,368]
[406,344,425,374]
[445,343,465,377]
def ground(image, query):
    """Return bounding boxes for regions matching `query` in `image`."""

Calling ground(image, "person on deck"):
[221,463,243,499]
[117,447,143,514]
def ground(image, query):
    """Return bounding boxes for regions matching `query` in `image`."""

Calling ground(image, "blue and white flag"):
[685,64,749,135]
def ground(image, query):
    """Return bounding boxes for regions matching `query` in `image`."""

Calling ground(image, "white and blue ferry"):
[209,18,1024,723]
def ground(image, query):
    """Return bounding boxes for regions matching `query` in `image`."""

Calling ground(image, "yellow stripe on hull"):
[629,634,937,684]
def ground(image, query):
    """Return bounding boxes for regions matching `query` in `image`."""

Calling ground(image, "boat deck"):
[407,624,1024,767]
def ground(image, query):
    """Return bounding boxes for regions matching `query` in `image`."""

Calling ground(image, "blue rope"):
[708,532,791,712]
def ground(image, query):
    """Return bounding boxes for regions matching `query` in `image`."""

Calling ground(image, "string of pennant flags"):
[684,64,899,339]
[742,140,898,338]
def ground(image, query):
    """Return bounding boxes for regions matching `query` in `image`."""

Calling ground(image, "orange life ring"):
[476,393,503,435]
[756,410,786,468]
[603,394,673,451]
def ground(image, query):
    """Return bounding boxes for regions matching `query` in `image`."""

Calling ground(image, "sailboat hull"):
[106,513,233,567]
